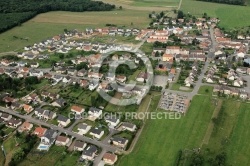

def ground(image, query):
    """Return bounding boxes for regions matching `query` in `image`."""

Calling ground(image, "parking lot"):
[159,92,190,113]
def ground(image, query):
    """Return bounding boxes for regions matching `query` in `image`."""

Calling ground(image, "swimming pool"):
[37,144,50,151]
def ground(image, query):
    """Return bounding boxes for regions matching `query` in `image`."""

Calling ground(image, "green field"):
[227,103,250,165]
[181,0,250,29]
[118,95,216,166]
[197,85,214,95]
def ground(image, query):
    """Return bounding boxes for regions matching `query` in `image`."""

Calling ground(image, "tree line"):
[0,0,115,33]
[197,0,245,5]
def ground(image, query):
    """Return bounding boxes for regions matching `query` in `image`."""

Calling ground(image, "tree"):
[160,11,164,18]
[148,13,152,18]
[119,6,122,10]
[59,54,64,59]
[177,10,184,19]
[76,62,88,70]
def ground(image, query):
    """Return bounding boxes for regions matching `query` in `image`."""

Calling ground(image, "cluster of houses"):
[184,63,199,87]
[205,65,248,87]
[0,112,22,129]
[156,46,207,63]
[214,28,248,59]
[213,85,250,100]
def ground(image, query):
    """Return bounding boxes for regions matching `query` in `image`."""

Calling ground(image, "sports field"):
[181,0,250,29]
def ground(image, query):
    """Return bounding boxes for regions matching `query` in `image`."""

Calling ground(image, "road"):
[177,0,183,10]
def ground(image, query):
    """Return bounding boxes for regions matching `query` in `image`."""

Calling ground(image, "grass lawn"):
[19,145,67,166]
[170,83,192,92]
[54,151,81,166]
[181,0,250,29]
[118,95,215,166]
[197,85,214,95]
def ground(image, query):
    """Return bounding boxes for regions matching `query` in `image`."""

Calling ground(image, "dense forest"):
[197,0,245,5]
[0,0,115,33]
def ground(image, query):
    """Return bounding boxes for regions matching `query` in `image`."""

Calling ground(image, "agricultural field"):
[181,0,250,29]
[98,0,179,11]
[118,94,216,166]
[0,10,150,53]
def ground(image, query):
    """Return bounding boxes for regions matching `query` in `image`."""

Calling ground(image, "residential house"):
[88,107,102,120]
[89,127,104,139]
[105,116,120,128]
[77,69,87,77]
[103,153,118,165]
[30,62,39,68]
[23,104,34,114]
[0,113,12,121]
[62,76,71,83]
[71,105,85,115]
[57,115,71,127]
[77,123,91,135]
[81,145,98,161]
[112,137,129,149]
[18,121,33,132]
[11,102,22,110]
[79,79,89,88]
[33,127,47,137]
[51,98,67,107]
[55,136,70,146]
[73,140,86,151]
[162,53,174,62]
[7,118,22,128]
[121,122,136,132]
[40,129,57,147]
[88,79,99,91]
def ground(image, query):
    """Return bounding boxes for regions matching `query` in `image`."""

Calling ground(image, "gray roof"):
[122,122,136,129]
[57,115,69,122]
[82,145,97,157]
[54,98,66,106]
[90,127,103,135]
[44,129,57,142]
[112,137,128,144]
[78,123,89,130]
[89,107,102,114]
[74,140,85,148]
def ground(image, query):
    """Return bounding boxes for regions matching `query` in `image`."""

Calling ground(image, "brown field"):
[98,0,177,11]
[31,10,150,27]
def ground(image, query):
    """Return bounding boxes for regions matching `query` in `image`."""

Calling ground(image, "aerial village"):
[0,11,250,165]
